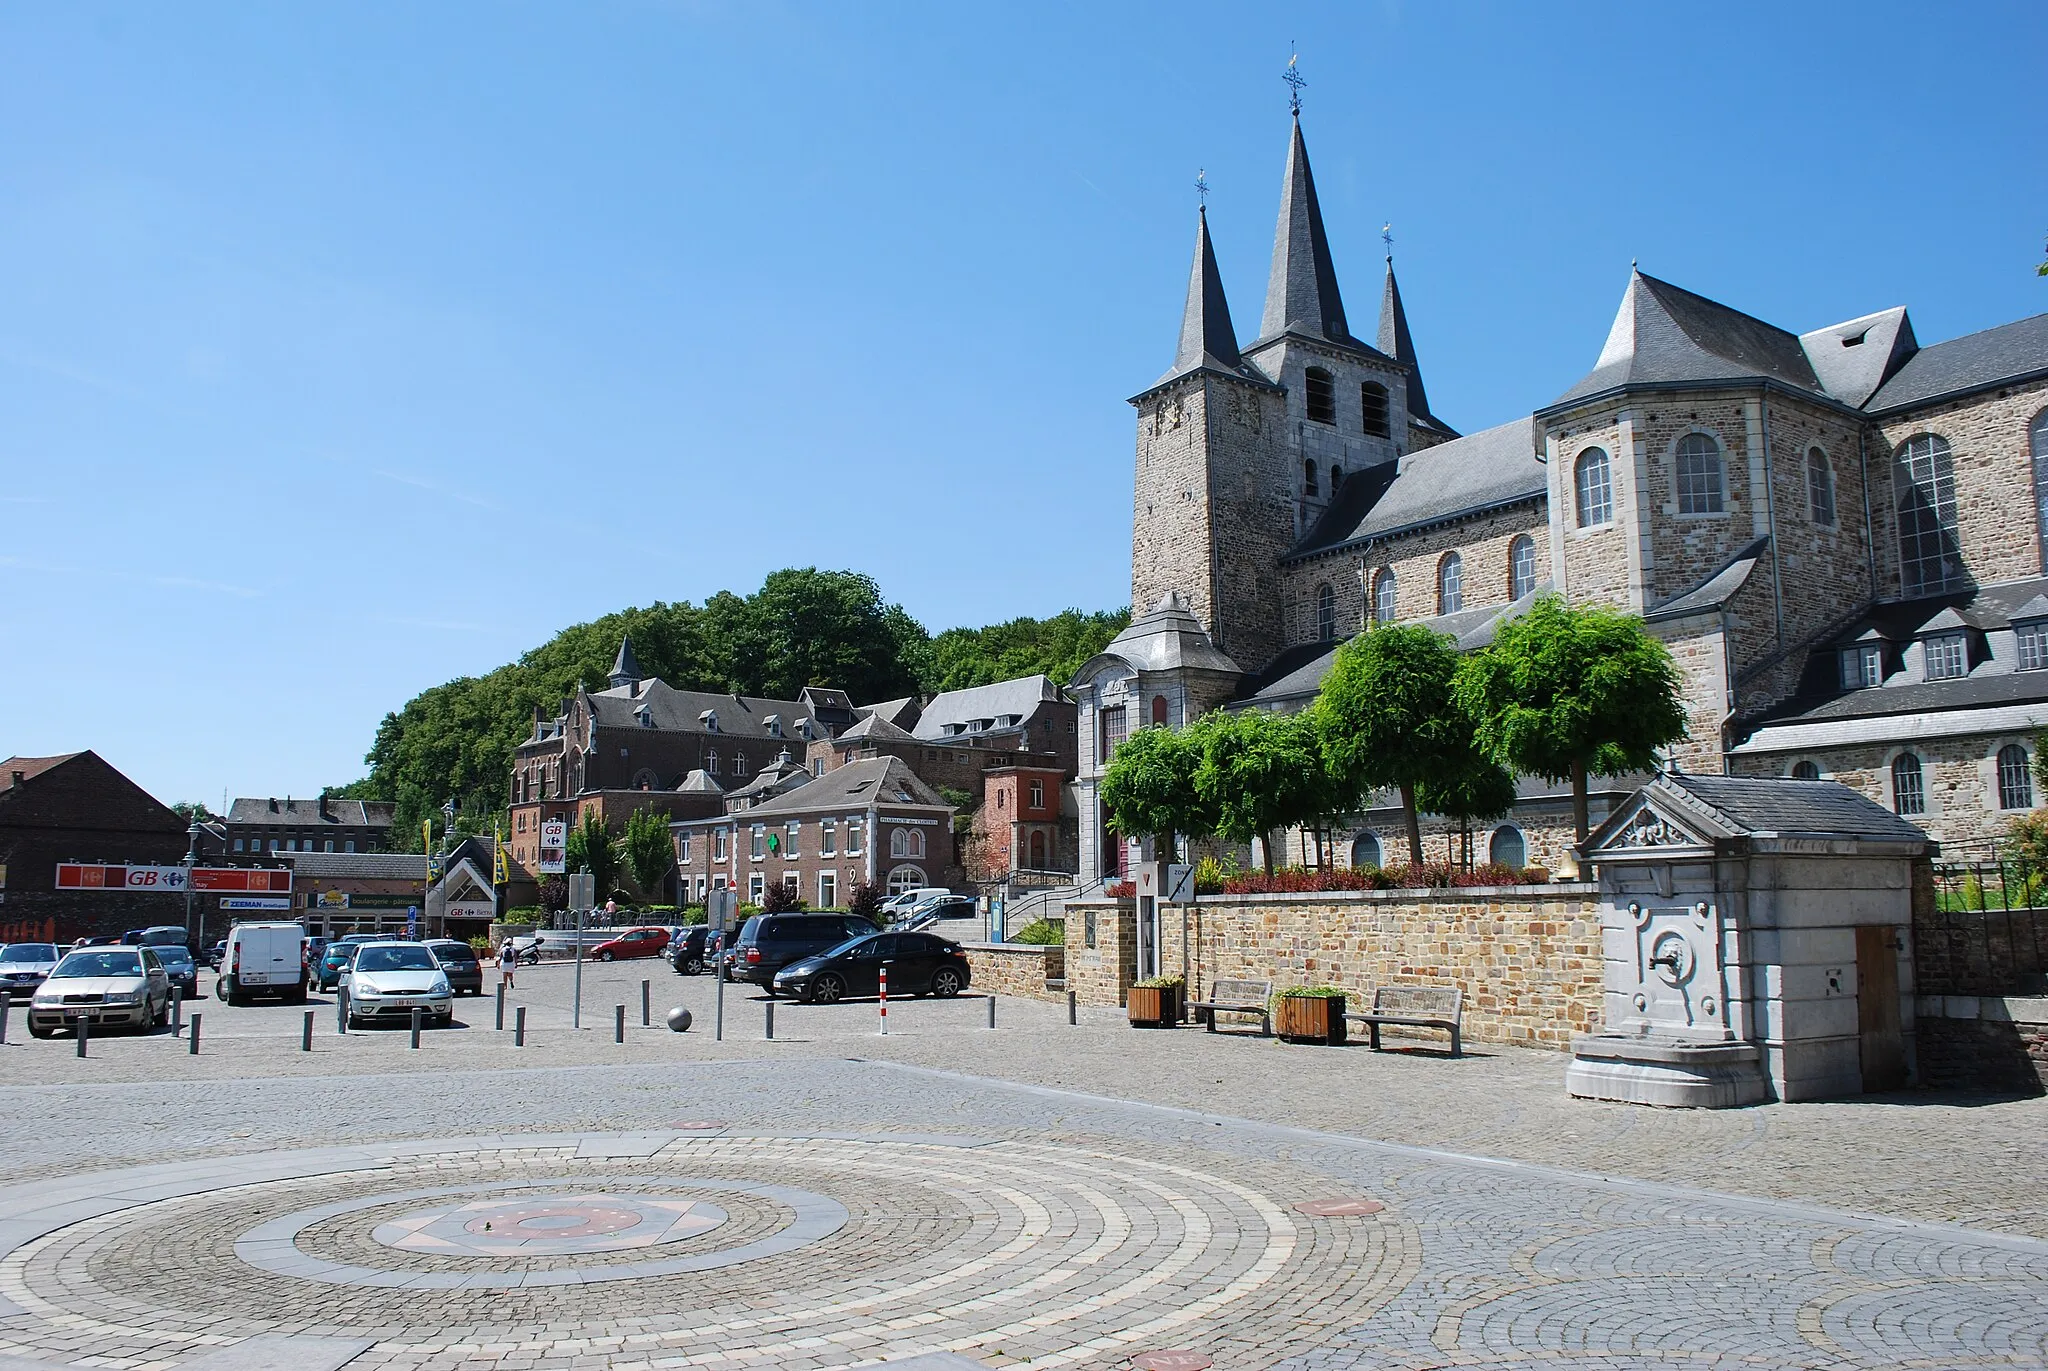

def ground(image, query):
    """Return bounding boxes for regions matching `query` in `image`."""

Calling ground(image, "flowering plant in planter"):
[1273,985,1348,1044]
[1106,880,1136,899]
[1128,974,1184,1028]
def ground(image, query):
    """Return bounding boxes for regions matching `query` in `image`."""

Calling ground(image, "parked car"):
[155,943,200,1000]
[875,887,954,922]
[730,913,882,990]
[667,926,712,975]
[423,939,484,995]
[205,940,227,969]
[899,894,979,933]
[216,922,308,1005]
[121,925,190,948]
[590,927,670,962]
[28,946,172,1036]
[339,941,453,1028]
[0,943,62,1000]
[317,934,380,991]
[772,930,971,1004]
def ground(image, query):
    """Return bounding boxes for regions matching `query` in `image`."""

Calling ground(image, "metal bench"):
[1345,985,1464,1057]
[1189,977,1273,1036]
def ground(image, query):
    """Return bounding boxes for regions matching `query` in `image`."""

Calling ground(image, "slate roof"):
[228,797,395,828]
[1865,311,2048,414]
[1235,588,1550,706]
[1076,592,1241,681]
[279,851,427,880]
[858,697,922,730]
[1153,206,1253,389]
[584,679,810,739]
[609,635,643,684]
[676,770,724,793]
[1255,118,1368,351]
[1287,417,1546,561]
[1552,271,1827,408]
[684,757,949,823]
[1645,539,1767,623]
[840,711,919,745]
[1799,307,1918,408]
[1659,774,1930,846]
[723,753,811,801]
[912,676,1063,741]
[1752,667,2048,730]
[1376,261,1455,438]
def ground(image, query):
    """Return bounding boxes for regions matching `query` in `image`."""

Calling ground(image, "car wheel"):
[150,995,169,1029]
[28,1022,53,1039]
[809,973,845,1005]
[598,951,614,962]
[683,957,702,976]
[931,966,964,998]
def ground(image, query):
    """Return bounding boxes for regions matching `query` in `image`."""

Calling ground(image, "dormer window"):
[1304,367,1336,424]
[2018,621,2048,672]
[765,714,782,738]
[1925,632,1968,681]
[636,706,653,728]
[1840,644,1884,689]
[699,710,719,732]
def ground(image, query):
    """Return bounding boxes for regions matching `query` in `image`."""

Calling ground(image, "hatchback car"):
[0,943,62,1000]
[154,943,200,1000]
[773,930,971,1004]
[423,939,484,995]
[340,941,453,1028]
[29,947,172,1036]
[666,926,712,975]
[730,913,882,990]
[317,934,381,991]
[590,927,670,962]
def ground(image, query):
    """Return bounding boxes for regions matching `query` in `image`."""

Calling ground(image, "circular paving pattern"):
[0,1131,1416,1370]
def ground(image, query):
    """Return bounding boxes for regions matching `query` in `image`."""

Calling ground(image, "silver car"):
[340,941,453,1028]
[0,943,61,1000]
[29,947,172,1037]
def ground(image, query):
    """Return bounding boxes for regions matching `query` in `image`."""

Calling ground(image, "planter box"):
[1128,984,1181,1028]
[1275,994,1347,1045]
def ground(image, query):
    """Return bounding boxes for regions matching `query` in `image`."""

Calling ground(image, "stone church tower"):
[1127,115,1446,676]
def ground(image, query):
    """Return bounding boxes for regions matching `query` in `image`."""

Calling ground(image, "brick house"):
[0,752,195,943]
[1077,103,2048,876]
[224,795,393,856]
[968,763,1074,880]
[670,756,959,908]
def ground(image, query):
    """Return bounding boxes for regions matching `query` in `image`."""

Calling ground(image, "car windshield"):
[0,944,58,964]
[155,947,194,967]
[816,933,878,960]
[431,945,477,963]
[52,951,144,978]
[355,946,437,973]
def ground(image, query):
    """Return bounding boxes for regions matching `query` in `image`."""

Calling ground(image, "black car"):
[318,934,381,991]
[154,943,201,1000]
[730,913,880,990]
[772,930,971,1004]
[424,939,485,995]
[667,926,712,975]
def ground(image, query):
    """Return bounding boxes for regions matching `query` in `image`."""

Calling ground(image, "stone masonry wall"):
[1727,731,2039,847]
[1544,415,1635,608]
[1656,620,1731,774]
[1150,886,1604,1050]
[1872,378,2048,595]
[1132,378,1222,638]
[1062,900,1137,1008]
[961,942,1066,1003]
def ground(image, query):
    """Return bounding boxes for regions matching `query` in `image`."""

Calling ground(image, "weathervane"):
[1283,49,1306,117]
[1195,168,1209,211]
[1382,222,1393,261]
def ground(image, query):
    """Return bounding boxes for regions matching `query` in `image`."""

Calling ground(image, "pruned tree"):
[1315,624,1471,866]
[847,880,884,925]
[1453,595,1688,844]
[621,807,675,901]
[1418,748,1520,870]
[1191,708,1334,875]
[1101,723,1215,863]
[564,810,621,904]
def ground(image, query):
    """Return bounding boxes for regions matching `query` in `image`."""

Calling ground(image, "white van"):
[876,888,954,920]
[218,922,307,1005]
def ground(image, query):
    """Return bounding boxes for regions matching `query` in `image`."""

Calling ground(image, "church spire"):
[608,633,643,690]
[1376,254,1448,434]
[1259,113,1351,346]
[1161,203,1243,383]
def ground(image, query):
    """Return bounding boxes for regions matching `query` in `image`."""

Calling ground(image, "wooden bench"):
[1345,985,1464,1057]
[1189,978,1273,1036]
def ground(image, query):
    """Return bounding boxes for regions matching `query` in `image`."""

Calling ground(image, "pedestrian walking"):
[498,938,517,991]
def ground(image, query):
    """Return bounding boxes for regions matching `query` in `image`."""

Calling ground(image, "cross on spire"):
[1195,167,1209,210]
[1283,49,1306,117]
[1382,222,1393,262]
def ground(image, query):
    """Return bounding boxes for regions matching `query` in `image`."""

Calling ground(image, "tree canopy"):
[1191,708,1337,874]
[1315,624,1472,866]
[621,808,674,901]
[1101,722,1215,862]
[1453,595,1687,842]
[564,811,620,904]
[924,609,1129,693]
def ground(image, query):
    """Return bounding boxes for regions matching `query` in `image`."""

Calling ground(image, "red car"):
[590,927,671,962]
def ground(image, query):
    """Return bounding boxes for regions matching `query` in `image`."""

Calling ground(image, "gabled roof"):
[280,851,428,880]
[1551,270,1826,409]
[724,752,811,801]
[1587,774,1930,853]
[1376,260,1455,438]
[227,797,394,828]
[0,754,83,790]
[609,634,643,686]
[1073,592,1241,683]
[1287,417,1545,561]
[858,697,923,730]
[912,675,1064,742]
[840,711,919,745]
[1799,307,1918,408]
[1865,311,2048,414]
[1154,206,1250,388]
[1256,117,1357,349]
[694,756,949,822]
[585,679,810,739]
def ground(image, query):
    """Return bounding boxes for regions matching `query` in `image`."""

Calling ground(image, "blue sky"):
[2,1,2043,808]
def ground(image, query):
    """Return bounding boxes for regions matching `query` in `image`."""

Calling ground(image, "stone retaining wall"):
[1912,902,2048,995]
[1152,886,1604,1051]
[962,943,1065,1002]
[1063,901,1138,1008]
[1913,995,2048,1093]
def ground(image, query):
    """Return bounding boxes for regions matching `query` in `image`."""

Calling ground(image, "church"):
[1071,106,2048,881]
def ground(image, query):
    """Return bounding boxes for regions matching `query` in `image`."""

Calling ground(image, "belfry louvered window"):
[1304,368,1336,424]
[1360,382,1389,438]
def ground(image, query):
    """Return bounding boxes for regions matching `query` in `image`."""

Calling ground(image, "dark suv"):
[730,913,879,990]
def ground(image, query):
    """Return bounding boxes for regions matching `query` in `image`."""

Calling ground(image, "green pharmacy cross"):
[766,833,781,854]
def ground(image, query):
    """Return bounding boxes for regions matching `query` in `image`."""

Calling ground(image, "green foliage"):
[539,876,567,914]
[1191,709,1338,874]
[621,808,675,899]
[2006,808,2048,867]
[923,609,1130,692]
[1453,595,1687,840]
[1133,974,1185,990]
[847,881,884,924]
[1274,985,1347,1000]
[169,801,215,824]
[1192,853,1237,895]
[1101,724,1215,861]
[1013,918,1064,946]
[564,811,620,903]
[704,568,929,703]
[502,906,542,925]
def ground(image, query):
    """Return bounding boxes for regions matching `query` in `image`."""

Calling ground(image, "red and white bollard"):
[879,962,889,1036]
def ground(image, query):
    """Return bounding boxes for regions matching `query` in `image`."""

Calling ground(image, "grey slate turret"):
[1259,117,1353,346]
[1376,260,1456,438]
[1159,206,1245,385]
[608,634,643,691]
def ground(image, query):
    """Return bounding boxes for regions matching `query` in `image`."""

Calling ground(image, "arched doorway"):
[886,866,927,895]
[1029,830,1047,869]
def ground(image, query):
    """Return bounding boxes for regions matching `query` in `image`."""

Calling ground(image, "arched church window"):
[2029,409,2048,574]
[1998,744,2034,811]
[1330,465,1343,491]
[1373,569,1397,624]
[1676,433,1726,514]
[1316,583,1336,641]
[1891,752,1925,816]
[1508,535,1537,600]
[1807,446,1836,526]
[1488,826,1526,870]
[1575,447,1613,527]
[1896,434,1962,595]
[1360,382,1389,438]
[1350,831,1382,868]
[1304,460,1319,497]
[1437,553,1463,615]
[1791,760,1821,781]
[1150,695,1168,727]
[1304,368,1336,424]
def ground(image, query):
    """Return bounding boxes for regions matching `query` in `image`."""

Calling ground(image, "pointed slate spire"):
[1160,205,1243,384]
[1260,117,1351,345]
[1376,258,1450,435]
[608,634,643,690]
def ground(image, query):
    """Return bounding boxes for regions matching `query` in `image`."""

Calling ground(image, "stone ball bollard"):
[666,1006,694,1033]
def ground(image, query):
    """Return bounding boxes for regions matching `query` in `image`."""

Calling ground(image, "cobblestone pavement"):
[0,962,2042,1369]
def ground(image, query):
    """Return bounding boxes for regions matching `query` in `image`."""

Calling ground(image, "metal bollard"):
[188,1013,201,1054]
[0,995,9,1045]
[714,963,725,1042]
[987,994,997,1029]
[336,986,349,1034]
[641,979,651,1027]
[495,982,505,1031]
[765,998,775,1040]
[169,989,181,1036]
[515,1006,526,1047]
[1068,989,1077,1025]
[301,1011,314,1052]
[410,1007,422,1049]
[879,962,889,1036]
[614,1004,625,1044]
[76,1014,89,1058]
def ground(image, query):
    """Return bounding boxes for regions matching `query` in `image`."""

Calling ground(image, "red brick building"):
[968,763,1075,880]
[0,752,198,943]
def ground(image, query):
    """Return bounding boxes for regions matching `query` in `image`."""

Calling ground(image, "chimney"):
[269,797,279,813]
[319,794,331,820]
[630,679,640,698]
[9,770,22,787]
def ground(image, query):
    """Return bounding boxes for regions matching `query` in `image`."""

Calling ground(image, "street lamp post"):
[183,818,203,951]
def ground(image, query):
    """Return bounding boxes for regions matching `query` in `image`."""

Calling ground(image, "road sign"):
[55,863,189,892]
[406,907,419,939]
[706,887,737,934]
[190,868,292,893]
[1164,863,1195,903]
[538,819,567,874]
